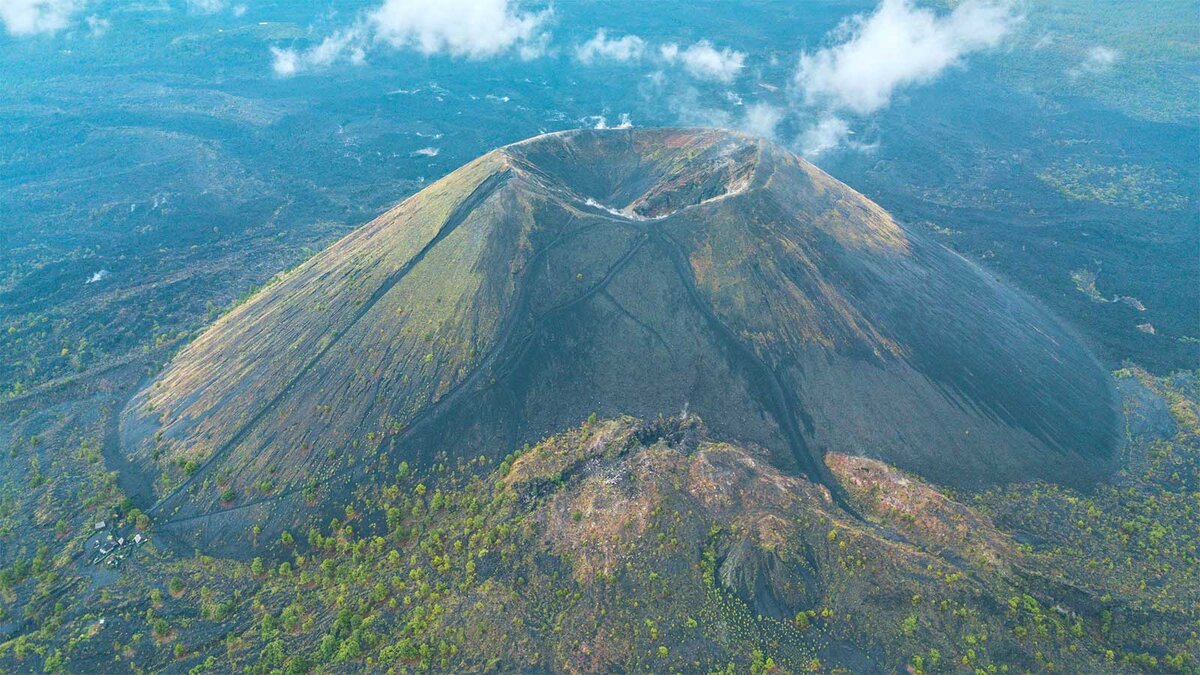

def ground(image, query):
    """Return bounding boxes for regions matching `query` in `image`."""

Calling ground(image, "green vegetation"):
[971,368,1200,672]
[0,369,1196,672]
[1001,0,1200,123]
[1039,161,1188,211]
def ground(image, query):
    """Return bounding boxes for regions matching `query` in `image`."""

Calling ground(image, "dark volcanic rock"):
[118,128,1120,554]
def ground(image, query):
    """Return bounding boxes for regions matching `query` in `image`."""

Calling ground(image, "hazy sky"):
[0,0,1061,156]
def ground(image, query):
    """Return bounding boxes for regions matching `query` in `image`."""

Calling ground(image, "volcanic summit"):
[120,128,1119,553]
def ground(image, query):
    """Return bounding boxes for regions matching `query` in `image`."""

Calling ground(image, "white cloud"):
[186,0,246,16]
[588,113,633,130]
[84,12,107,37]
[1072,45,1119,76]
[662,39,746,83]
[796,0,1016,115]
[185,0,225,13]
[799,115,851,156]
[575,29,645,64]
[370,0,549,59]
[664,85,734,129]
[270,46,300,76]
[0,0,85,36]
[272,0,548,77]
[272,28,366,77]
[574,33,746,82]
[741,102,783,140]
[792,0,1017,154]
[517,30,549,60]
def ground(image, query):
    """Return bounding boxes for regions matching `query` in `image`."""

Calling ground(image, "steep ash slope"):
[119,129,1119,553]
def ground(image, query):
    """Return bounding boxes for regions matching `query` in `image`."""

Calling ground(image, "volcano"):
[119,128,1119,554]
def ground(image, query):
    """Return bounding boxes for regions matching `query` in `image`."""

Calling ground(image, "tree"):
[42,649,64,673]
